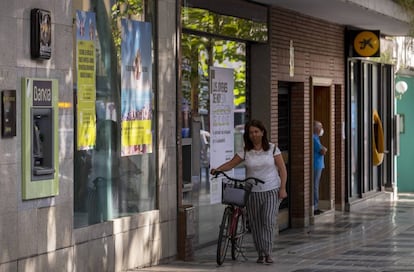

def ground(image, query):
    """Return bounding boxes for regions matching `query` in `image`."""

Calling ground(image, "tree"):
[181,7,266,114]
[111,0,144,62]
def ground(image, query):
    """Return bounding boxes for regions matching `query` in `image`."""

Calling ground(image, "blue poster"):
[76,10,96,41]
[121,19,153,156]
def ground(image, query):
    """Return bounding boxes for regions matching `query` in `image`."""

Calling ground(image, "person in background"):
[211,119,287,264]
[313,121,327,215]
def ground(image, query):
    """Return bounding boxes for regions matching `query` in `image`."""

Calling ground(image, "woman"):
[211,119,287,264]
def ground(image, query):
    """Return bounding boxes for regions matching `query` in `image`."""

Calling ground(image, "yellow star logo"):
[353,31,379,57]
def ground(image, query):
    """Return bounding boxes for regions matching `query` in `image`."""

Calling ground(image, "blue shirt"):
[313,134,325,170]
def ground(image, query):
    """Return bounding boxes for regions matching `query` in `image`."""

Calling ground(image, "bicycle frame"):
[230,207,241,232]
[214,171,264,265]
[230,206,244,238]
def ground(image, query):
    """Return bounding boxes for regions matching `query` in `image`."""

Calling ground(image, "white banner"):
[209,67,234,204]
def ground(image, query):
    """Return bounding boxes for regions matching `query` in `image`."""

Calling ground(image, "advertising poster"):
[76,10,96,150]
[1,90,16,138]
[120,19,153,156]
[209,67,234,204]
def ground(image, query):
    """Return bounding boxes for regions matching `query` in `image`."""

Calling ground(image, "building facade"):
[0,0,409,271]
[0,0,178,270]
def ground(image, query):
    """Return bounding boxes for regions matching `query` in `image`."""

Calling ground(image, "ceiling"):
[251,0,411,36]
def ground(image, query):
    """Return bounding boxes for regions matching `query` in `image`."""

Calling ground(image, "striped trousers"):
[246,189,280,257]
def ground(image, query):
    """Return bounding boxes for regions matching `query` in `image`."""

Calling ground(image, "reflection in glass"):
[350,61,360,197]
[74,0,156,228]
[182,7,268,43]
[181,32,246,245]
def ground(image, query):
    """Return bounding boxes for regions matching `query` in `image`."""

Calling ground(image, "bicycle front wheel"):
[216,207,233,265]
[231,209,246,260]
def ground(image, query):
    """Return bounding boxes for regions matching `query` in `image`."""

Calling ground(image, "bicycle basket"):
[222,181,253,207]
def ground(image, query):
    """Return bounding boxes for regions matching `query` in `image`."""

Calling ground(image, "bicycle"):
[212,171,265,265]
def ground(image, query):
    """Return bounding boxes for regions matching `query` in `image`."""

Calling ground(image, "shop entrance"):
[346,60,395,205]
[180,0,268,247]
[180,33,247,246]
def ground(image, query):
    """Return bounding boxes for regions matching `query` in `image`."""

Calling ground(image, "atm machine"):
[21,78,59,200]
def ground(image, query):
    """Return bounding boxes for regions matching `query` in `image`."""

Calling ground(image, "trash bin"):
[177,204,195,261]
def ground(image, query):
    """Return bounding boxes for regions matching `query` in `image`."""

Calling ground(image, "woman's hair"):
[243,119,270,151]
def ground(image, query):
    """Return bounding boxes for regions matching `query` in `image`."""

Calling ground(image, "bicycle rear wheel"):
[216,207,233,265]
[231,209,246,260]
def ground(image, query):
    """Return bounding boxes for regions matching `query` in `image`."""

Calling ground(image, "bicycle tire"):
[216,207,233,265]
[231,210,246,260]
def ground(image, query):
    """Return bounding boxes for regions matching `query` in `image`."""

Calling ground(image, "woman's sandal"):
[256,256,264,263]
[265,256,274,264]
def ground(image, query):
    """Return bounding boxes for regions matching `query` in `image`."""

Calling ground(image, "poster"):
[209,67,234,204]
[121,19,153,156]
[1,90,16,138]
[76,10,97,150]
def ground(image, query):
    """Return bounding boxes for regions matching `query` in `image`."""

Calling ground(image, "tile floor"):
[130,193,414,272]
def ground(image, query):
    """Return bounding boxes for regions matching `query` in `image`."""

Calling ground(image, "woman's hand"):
[210,154,243,176]
[279,188,288,200]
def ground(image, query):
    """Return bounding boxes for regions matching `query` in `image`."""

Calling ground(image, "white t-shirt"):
[236,143,281,192]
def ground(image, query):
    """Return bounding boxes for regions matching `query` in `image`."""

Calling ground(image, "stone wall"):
[0,0,178,270]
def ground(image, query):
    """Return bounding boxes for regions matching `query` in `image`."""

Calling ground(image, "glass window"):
[73,0,156,228]
[363,63,371,193]
[349,60,360,198]
[182,7,268,43]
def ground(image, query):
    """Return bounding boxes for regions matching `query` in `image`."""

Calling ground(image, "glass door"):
[181,33,247,246]
[349,60,361,198]
[347,60,393,201]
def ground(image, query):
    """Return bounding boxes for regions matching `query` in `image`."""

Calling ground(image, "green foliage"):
[379,51,394,64]
[181,33,247,112]
[182,7,267,42]
[111,0,144,61]
[181,7,262,111]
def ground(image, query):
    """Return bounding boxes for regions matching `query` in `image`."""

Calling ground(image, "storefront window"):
[73,0,156,228]
[182,7,268,43]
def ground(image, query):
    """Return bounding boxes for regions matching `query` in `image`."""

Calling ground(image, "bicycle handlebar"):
[212,170,265,185]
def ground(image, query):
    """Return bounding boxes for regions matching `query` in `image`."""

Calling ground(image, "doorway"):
[346,60,395,203]
[313,83,332,212]
[278,82,291,230]
[180,0,269,247]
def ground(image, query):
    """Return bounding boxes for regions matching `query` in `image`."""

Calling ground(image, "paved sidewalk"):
[130,193,414,272]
